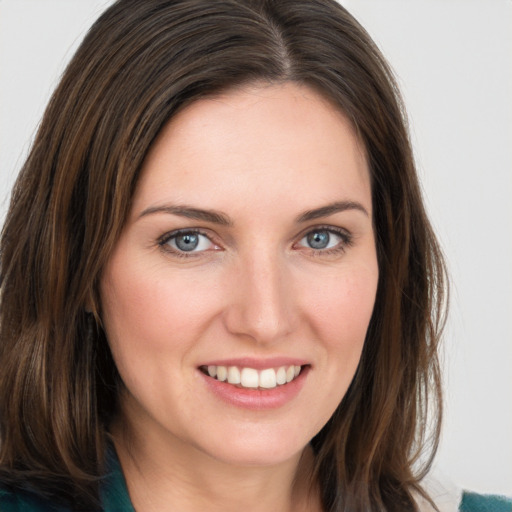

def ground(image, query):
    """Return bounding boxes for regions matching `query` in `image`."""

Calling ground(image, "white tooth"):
[207,365,217,378]
[259,368,277,389]
[227,366,241,384]
[294,365,301,377]
[286,365,295,383]
[216,366,227,382]
[240,368,259,388]
[276,366,287,385]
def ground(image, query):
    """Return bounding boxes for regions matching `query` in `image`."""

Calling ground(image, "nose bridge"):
[225,246,293,344]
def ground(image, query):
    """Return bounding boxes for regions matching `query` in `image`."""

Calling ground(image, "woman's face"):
[100,83,378,467]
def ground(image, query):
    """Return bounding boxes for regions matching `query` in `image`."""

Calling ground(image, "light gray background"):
[1,0,511,496]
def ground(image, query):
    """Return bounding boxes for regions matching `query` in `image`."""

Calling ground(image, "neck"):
[111,416,320,512]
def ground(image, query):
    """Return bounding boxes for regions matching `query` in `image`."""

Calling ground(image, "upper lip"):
[198,357,310,370]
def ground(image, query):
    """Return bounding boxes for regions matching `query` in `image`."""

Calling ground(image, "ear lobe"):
[84,289,97,315]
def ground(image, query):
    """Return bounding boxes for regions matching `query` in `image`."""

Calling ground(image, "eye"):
[296,228,351,252]
[160,230,216,254]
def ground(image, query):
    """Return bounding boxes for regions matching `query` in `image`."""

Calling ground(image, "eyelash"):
[157,226,353,258]
[157,229,216,258]
[296,225,354,256]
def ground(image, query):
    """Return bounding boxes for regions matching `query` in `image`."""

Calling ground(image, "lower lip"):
[199,366,309,410]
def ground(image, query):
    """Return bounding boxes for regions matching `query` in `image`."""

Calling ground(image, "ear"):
[84,288,97,315]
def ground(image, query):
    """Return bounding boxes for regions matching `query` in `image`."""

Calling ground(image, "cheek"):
[289,263,378,436]
[100,258,222,359]
[99,257,227,419]
[306,268,378,342]
[302,263,378,397]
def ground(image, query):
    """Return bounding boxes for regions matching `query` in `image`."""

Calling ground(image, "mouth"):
[199,364,306,390]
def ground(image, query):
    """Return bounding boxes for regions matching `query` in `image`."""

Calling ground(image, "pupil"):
[307,231,329,249]
[175,233,199,251]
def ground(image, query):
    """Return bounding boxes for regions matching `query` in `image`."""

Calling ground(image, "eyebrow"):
[138,200,369,225]
[295,201,369,222]
[139,205,233,225]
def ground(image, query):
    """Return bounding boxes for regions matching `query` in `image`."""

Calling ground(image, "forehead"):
[132,82,371,218]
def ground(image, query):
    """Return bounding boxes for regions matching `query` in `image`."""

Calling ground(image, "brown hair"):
[0,0,447,510]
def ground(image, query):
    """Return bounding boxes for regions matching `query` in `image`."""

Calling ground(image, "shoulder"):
[0,443,131,512]
[0,485,70,512]
[459,491,512,512]
[417,473,512,512]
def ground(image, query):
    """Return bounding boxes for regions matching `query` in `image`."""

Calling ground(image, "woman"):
[0,1,510,511]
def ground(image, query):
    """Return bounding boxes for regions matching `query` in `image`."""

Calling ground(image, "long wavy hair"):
[0,0,447,510]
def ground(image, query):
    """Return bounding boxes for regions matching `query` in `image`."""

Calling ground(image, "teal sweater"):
[1,448,510,511]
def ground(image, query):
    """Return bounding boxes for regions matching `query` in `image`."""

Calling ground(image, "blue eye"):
[162,231,214,253]
[298,228,348,251]
[306,231,331,249]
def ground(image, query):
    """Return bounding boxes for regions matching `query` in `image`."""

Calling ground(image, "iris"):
[307,231,330,249]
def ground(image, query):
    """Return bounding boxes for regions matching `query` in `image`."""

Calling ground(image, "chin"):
[194,425,314,468]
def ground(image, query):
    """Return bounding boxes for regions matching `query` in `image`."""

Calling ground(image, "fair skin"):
[100,82,379,512]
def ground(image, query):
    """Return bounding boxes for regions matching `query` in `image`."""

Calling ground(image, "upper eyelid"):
[157,225,353,253]
[159,224,350,239]
[294,225,354,251]
[295,224,352,240]
[158,228,213,244]
[158,229,218,257]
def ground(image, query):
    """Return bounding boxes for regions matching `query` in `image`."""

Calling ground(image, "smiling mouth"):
[199,365,305,390]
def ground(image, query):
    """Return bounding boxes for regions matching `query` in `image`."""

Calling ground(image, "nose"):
[223,249,296,345]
